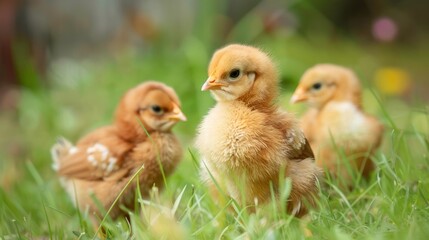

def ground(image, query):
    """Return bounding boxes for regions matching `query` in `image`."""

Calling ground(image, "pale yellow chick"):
[291,64,384,186]
[196,44,321,217]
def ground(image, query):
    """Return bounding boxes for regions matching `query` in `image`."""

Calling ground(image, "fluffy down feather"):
[196,44,321,217]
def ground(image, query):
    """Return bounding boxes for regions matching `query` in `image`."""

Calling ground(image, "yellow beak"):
[290,88,308,104]
[201,77,225,91]
[168,104,187,121]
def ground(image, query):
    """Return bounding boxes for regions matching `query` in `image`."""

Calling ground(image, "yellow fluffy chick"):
[291,64,384,185]
[196,44,321,217]
[51,82,186,227]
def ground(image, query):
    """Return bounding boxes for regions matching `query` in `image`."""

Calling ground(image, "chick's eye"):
[151,105,164,114]
[312,82,322,90]
[229,69,241,79]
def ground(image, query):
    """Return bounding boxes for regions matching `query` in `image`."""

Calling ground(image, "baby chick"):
[51,81,186,226]
[196,44,321,217]
[291,64,383,185]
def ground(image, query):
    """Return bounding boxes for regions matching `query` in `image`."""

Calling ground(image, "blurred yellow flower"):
[374,68,411,95]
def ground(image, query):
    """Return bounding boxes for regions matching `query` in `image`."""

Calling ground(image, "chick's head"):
[202,44,278,106]
[291,64,362,108]
[115,82,186,139]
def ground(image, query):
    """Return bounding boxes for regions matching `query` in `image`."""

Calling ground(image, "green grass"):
[1,35,428,239]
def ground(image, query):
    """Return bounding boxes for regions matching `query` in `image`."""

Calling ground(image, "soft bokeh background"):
[1,0,428,239]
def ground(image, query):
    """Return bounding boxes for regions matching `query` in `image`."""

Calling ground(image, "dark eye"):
[229,69,241,79]
[312,82,322,90]
[151,105,164,114]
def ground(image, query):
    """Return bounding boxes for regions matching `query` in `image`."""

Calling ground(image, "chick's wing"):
[274,111,315,162]
[57,135,132,181]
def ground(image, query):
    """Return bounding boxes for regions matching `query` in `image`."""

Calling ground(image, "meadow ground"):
[1,36,428,239]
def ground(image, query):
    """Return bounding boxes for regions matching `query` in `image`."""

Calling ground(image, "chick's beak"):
[290,88,308,104]
[168,104,187,122]
[201,77,225,91]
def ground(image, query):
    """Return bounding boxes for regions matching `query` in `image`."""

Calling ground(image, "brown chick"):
[195,44,321,217]
[51,81,186,227]
[291,64,384,186]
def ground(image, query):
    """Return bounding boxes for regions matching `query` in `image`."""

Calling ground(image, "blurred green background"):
[1,0,428,239]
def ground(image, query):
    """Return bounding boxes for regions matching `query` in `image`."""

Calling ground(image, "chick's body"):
[51,82,186,224]
[196,44,320,216]
[292,64,383,184]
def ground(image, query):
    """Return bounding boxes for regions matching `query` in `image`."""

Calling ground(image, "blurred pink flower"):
[372,17,398,42]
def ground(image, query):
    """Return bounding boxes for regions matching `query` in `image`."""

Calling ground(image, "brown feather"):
[51,81,185,226]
